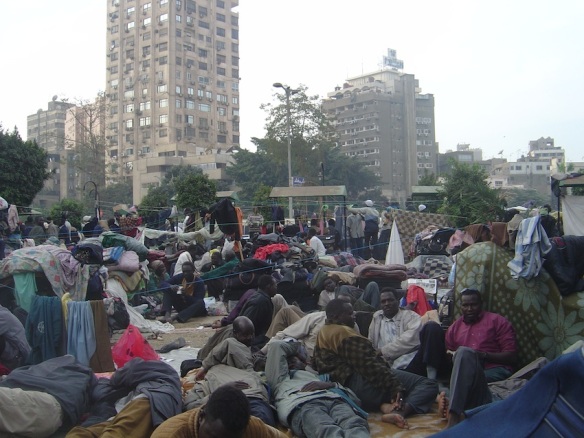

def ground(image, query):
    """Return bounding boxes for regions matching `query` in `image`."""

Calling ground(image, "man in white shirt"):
[173,243,205,276]
[307,228,326,257]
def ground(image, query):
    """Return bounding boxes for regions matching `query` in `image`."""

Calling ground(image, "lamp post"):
[84,181,100,220]
[273,82,299,221]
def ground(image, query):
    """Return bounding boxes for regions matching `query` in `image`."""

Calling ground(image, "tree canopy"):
[227,85,381,204]
[0,127,50,207]
[437,160,505,227]
[49,198,86,229]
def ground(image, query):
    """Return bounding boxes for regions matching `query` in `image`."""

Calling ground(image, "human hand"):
[232,380,251,390]
[300,381,335,392]
[211,320,222,329]
[195,368,207,381]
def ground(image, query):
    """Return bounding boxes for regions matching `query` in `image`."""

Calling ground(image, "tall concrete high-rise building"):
[105,0,239,203]
[322,61,437,203]
[27,98,75,208]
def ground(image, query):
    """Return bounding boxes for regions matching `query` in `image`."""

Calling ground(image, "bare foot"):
[381,413,410,429]
[438,391,449,419]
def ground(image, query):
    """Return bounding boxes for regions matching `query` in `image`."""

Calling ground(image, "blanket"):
[454,242,584,366]
[352,263,408,281]
[0,246,90,300]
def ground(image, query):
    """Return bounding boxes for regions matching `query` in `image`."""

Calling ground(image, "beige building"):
[26,99,75,208]
[322,66,437,203]
[105,0,240,203]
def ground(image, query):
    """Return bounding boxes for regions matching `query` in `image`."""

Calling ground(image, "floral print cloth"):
[454,242,584,366]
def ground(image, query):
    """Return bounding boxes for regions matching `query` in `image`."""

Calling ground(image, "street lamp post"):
[273,82,299,222]
[84,181,100,220]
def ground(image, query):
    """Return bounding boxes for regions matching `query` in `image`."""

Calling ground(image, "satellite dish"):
[52,95,58,101]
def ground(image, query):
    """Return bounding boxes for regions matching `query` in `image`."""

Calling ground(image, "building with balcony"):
[322,65,437,203]
[105,0,240,202]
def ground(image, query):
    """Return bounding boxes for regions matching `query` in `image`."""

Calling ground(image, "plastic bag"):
[111,324,159,368]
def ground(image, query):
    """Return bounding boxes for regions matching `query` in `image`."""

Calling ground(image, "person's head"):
[210,251,223,266]
[198,385,250,438]
[328,218,336,227]
[365,200,374,207]
[460,288,483,324]
[310,218,318,227]
[325,299,355,327]
[380,288,400,319]
[307,228,318,238]
[47,216,53,224]
[233,316,255,347]
[323,277,337,292]
[223,249,236,262]
[36,216,45,226]
[150,260,166,277]
[181,261,196,282]
[187,243,204,258]
[257,274,277,297]
[107,218,116,227]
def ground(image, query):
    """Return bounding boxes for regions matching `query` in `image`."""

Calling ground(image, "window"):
[159,128,167,138]
[124,103,134,113]
[216,94,227,103]
[232,108,239,116]
[205,91,212,100]
[199,117,209,128]
[197,89,204,98]
[159,114,168,124]
[232,120,239,131]
[159,42,168,51]
[186,0,196,13]
[111,65,118,74]
[159,56,168,65]
[231,29,238,39]
[232,96,239,105]
[198,76,209,85]
[176,85,182,94]
[176,14,181,22]
[199,131,208,140]
[143,130,151,139]
[139,116,151,126]
[218,121,226,132]
[233,135,239,143]
[199,20,209,29]
[217,107,226,116]
[232,68,239,79]
[124,89,134,99]
[160,0,168,5]
[217,67,225,76]
[159,98,168,108]
[127,6,135,14]
[176,28,182,37]
[186,15,194,26]
[110,52,118,61]
[187,87,194,96]
[159,13,168,22]
[125,119,134,129]
[216,41,226,51]
[216,0,225,7]
[176,0,182,9]
[143,31,151,41]
[110,79,119,88]
[217,80,225,88]
[231,15,238,26]
[199,6,207,16]
[216,27,225,37]
[176,114,182,123]
[157,84,167,93]
[217,54,226,64]
[184,126,195,137]
[139,101,151,110]
[217,135,226,143]
[110,107,118,115]
[127,21,135,30]
[176,56,182,66]
[110,25,119,34]
[143,46,151,56]
[176,98,182,108]
[198,104,210,112]
[142,88,148,96]
[143,3,151,12]
[216,13,225,22]
[232,82,239,91]
[143,17,151,26]
[231,42,238,53]
[184,44,194,52]
[199,62,207,70]
[186,115,194,124]
[186,100,195,109]
[231,56,239,66]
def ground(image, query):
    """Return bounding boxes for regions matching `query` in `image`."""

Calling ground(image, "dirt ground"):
[111,314,221,352]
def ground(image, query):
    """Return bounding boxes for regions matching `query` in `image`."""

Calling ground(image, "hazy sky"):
[2,0,583,162]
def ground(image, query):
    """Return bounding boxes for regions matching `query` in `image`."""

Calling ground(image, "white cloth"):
[386,219,405,265]
[173,251,192,276]
[562,195,584,236]
[309,237,326,257]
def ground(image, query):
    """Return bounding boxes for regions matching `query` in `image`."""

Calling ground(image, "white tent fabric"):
[563,195,584,236]
[106,278,175,334]
[386,219,405,265]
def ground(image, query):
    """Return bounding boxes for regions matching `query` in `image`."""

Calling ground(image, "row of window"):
[113,0,229,13]
[109,130,239,147]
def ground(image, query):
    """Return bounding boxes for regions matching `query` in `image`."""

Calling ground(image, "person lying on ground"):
[153,384,285,438]
[314,299,438,429]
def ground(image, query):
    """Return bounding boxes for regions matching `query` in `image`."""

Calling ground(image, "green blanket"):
[454,242,584,366]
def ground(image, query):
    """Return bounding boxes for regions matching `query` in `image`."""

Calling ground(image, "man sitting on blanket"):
[368,288,447,379]
[160,261,207,323]
[314,299,438,429]
[441,288,518,428]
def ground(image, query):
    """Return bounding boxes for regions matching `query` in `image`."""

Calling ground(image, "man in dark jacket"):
[160,262,207,323]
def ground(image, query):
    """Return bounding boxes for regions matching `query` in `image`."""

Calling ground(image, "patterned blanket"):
[454,242,584,366]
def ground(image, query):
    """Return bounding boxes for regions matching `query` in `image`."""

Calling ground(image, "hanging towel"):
[12,272,38,312]
[89,301,115,372]
[25,296,62,364]
[67,301,96,366]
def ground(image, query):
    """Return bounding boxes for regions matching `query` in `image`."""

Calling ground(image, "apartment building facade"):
[322,69,437,203]
[105,0,239,202]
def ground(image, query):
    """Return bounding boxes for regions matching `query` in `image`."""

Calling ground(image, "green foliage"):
[572,169,584,196]
[49,198,85,229]
[0,127,50,206]
[437,160,505,227]
[252,184,273,224]
[100,181,134,207]
[227,85,381,204]
[139,184,176,216]
[174,172,217,210]
[502,187,550,208]
[418,171,439,186]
